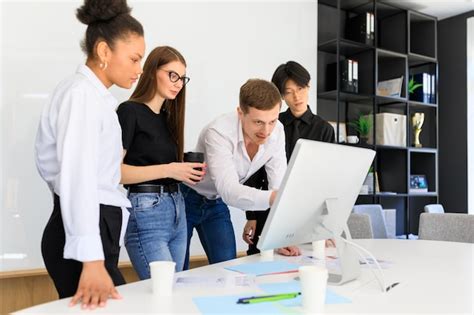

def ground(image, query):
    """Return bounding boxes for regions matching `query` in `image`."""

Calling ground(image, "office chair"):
[352,204,388,238]
[424,204,445,214]
[418,213,474,243]
[347,213,374,239]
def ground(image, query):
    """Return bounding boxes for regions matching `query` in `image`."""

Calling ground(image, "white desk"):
[17,239,474,314]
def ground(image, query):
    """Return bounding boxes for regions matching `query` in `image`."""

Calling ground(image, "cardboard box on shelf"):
[367,113,407,147]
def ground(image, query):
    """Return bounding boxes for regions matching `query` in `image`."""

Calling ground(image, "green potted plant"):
[408,76,423,99]
[349,114,373,144]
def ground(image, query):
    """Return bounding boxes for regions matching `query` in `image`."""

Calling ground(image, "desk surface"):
[17,239,474,314]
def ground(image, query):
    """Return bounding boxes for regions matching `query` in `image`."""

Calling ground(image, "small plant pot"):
[359,137,369,145]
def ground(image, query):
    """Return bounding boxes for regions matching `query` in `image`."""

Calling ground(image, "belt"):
[128,184,180,194]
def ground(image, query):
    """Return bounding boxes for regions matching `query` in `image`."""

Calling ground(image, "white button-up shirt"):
[189,112,287,210]
[35,64,131,262]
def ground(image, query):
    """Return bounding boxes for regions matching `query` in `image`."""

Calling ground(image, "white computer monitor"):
[257,139,375,284]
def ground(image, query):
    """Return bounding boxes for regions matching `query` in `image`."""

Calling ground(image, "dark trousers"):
[246,210,270,255]
[41,194,125,298]
[244,167,271,255]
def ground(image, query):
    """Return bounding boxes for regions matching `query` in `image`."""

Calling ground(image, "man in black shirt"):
[243,61,335,255]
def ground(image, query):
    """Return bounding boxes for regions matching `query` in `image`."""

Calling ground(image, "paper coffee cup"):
[150,261,176,297]
[347,135,359,144]
[299,265,328,313]
[260,249,274,260]
[312,240,326,260]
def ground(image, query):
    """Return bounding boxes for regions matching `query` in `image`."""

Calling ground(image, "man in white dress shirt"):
[181,79,287,269]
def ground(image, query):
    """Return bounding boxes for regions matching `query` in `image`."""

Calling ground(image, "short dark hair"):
[239,79,281,113]
[271,61,311,95]
[76,0,144,59]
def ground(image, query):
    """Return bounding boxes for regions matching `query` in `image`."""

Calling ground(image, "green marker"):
[237,292,301,304]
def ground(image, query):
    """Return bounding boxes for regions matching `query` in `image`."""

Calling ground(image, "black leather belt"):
[128,184,180,194]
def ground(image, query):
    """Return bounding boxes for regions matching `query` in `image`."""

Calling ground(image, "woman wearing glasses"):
[117,46,205,279]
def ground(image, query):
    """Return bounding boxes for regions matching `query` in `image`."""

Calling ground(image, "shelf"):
[409,10,436,22]
[408,63,437,104]
[409,11,437,58]
[408,192,438,197]
[377,5,407,54]
[317,0,438,236]
[318,90,373,103]
[410,152,437,193]
[376,2,405,20]
[377,49,408,99]
[375,193,408,197]
[408,106,437,148]
[409,100,437,108]
[318,39,374,56]
[341,0,374,12]
[409,147,437,154]
[408,53,437,66]
[376,144,408,150]
[318,0,336,8]
[377,48,407,59]
[376,102,407,110]
[408,195,438,235]
[319,0,373,12]
[376,95,408,105]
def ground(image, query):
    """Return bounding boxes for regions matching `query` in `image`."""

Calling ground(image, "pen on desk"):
[237,292,301,304]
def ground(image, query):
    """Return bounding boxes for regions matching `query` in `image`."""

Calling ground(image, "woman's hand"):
[276,246,301,256]
[70,261,121,310]
[167,162,206,185]
[242,220,257,244]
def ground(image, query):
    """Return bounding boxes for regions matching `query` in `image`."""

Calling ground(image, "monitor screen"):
[258,139,375,250]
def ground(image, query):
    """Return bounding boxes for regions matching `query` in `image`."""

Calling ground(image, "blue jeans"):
[181,185,236,270]
[125,191,187,280]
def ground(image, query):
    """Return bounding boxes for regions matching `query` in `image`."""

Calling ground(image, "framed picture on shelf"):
[328,121,346,143]
[409,174,428,193]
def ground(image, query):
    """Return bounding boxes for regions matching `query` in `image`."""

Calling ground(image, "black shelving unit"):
[317,0,438,236]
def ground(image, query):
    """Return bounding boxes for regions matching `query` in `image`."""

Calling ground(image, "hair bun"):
[76,0,131,25]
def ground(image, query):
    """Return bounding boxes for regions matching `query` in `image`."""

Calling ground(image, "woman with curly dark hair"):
[35,0,145,309]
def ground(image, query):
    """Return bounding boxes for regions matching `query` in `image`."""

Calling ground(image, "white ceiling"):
[382,0,474,20]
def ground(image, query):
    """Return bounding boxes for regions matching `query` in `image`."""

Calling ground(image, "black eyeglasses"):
[160,69,190,86]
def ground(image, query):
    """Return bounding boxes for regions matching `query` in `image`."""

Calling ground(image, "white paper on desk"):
[174,275,256,289]
[359,257,393,269]
[285,255,326,267]
[319,257,392,270]
[290,255,393,270]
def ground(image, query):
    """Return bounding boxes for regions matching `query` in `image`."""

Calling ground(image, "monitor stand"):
[328,232,361,285]
[315,198,361,285]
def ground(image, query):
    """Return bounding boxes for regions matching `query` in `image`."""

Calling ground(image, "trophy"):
[412,113,425,148]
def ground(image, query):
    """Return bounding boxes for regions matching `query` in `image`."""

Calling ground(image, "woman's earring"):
[99,62,108,70]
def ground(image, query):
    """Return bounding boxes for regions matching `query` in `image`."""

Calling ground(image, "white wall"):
[0,0,318,271]
[467,17,474,215]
